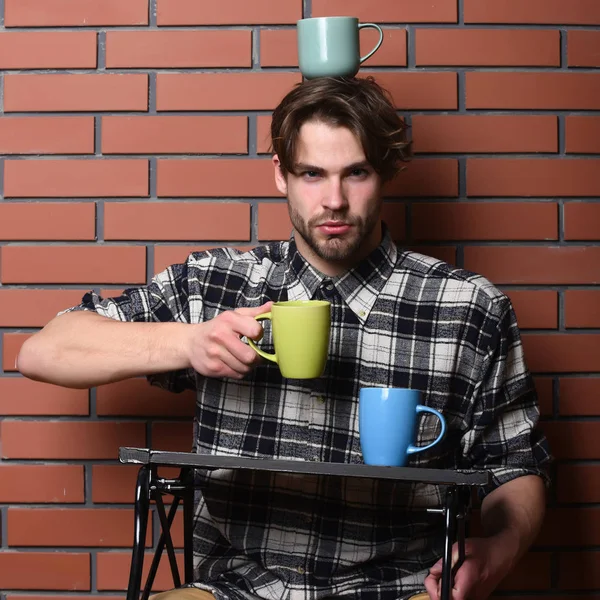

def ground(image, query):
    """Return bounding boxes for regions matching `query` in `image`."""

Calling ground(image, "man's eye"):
[350,168,368,177]
[303,171,320,178]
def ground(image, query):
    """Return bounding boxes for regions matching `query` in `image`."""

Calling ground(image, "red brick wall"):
[1,0,599,596]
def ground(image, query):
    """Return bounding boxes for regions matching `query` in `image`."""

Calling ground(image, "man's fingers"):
[423,572,440,600]
[428,558,443,577]
[450,559,479,600]
[235,302,274,318]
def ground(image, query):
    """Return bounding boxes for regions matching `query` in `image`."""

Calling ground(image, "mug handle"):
[406,406,446,455]
[358,23,384,64]
[246,313,278,364]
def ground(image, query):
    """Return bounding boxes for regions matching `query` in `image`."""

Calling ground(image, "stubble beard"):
[288,205,380,263]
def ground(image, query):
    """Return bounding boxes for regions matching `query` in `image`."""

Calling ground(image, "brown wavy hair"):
[270,76,411,183]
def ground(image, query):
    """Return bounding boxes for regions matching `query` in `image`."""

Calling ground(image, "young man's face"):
[273,120,383,276]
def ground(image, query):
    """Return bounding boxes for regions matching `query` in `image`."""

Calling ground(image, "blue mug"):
[359,387,446,467]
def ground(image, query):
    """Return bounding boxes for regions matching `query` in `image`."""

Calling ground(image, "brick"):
[313,0,458,23]
[467,159,600,197]
[92,465,140,504]
[0,378,88,416]
[411,115,557,153]
[416,29,559,66]
[105,202,251,241]
[157,73,301,111]
[0,465,84,503]
[412,202,557,242]
[566,116,600,153]
[564,203,600,240]
[569,30,600,67]
[497,552,551,590]
[152,422,193,453]
[0,245,147,285]
[464,246,600,285]
[3,333,30,372]
[559,377,600,415]
[503,290,558,330]
[542,422,600,459]
[4,74,148,112]
[260,28,407,67]
[565,290,600,328]
[557,464,600,503]
[464,0,600,25]
[8,508,151,547]
[0,289,85,327]
[106,30,251,68]
[97,379,196,417]
[0,116,94,155]
[97,551,184,591]
[408,246,457,266]
[384,159,458,197]
[0,203,95,241]
[373,72,458,110]
[157,0,301,25]
[5,0,148,26]
[0,31,96,69]
[4,159,148,198]
[154,245,217,273]
[537,508,600,547]
[157,159,279,197]
[523,334,600,372]
[257,115,272,155]
[257,202,406,242]
[0,421,146,460]
[533,376,553,416]
[466,72,600,110]
[0,552,90,590]
[102,116,247,154]
[559,552,600,589]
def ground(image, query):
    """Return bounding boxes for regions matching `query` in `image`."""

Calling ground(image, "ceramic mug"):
[359,387,446,467]
[297,16,384,79]
[248,300,331,379]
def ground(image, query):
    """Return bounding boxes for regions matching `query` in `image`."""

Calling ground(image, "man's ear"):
[272,154,288,196]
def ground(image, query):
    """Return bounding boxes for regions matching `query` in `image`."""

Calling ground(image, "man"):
[18,76,551,600]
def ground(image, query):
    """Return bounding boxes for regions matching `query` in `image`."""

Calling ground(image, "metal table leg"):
[182,468,195,583]
[126,465,151,600]
[440,486,462,600]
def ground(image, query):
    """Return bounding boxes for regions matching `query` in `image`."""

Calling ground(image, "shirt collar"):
[284,224,397,323]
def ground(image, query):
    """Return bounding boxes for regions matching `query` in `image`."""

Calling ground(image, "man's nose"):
[322,179,348,211]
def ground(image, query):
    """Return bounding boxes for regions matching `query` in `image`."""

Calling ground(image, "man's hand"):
[424,536,515,600]
[187,302,273,379]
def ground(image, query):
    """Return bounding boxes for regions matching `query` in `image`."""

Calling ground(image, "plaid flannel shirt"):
[71,227,551,600]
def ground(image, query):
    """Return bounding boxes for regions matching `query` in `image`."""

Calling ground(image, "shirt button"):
[359,310,366,318]
[316,395,325,404]
[311,456,319,462]
[297,566,305,575]
[324,281,334,291]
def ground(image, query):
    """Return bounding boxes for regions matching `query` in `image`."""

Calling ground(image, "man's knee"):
[151,588,216,600]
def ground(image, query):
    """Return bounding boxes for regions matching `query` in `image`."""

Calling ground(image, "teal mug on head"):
[297,16,384,79]
[359,387,446,467]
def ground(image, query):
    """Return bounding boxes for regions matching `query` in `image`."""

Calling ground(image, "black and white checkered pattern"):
[72,227,551,600]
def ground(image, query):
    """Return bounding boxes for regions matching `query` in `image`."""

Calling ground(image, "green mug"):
[297,16,384,79]
[248,300,331,379]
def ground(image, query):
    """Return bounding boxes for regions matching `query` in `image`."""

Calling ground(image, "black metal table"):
[119,446,490,600]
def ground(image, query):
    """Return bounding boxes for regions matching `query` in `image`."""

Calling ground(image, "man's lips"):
[317,221,352,235]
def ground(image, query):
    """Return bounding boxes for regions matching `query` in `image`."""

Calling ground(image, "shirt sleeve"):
[461,298,553,498]
[61,260,196,393]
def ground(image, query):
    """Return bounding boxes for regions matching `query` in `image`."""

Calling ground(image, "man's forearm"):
[17,311,192,389]
[480,474,546,571]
